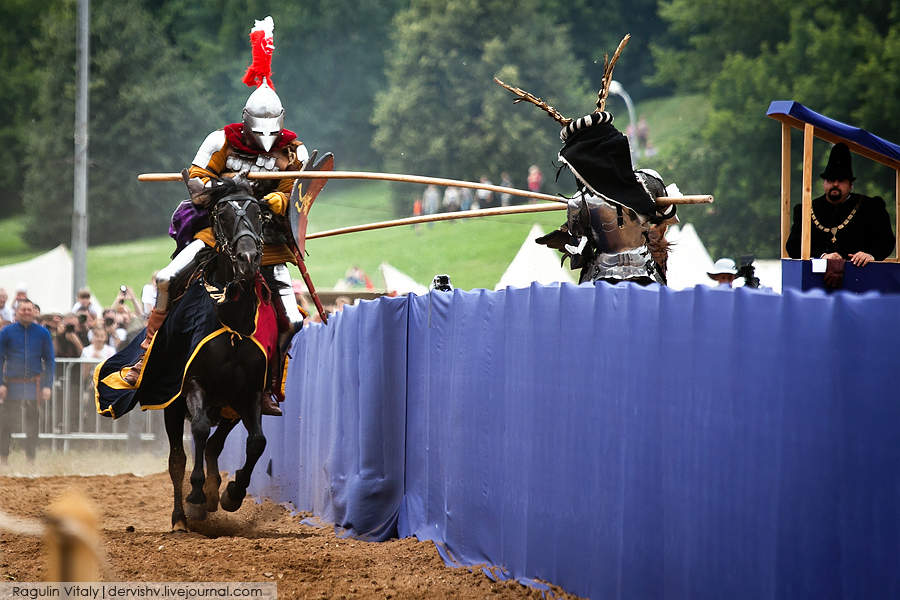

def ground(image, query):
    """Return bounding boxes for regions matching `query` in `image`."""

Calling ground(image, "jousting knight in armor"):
[496,35,680,285]
[125,16,325,416]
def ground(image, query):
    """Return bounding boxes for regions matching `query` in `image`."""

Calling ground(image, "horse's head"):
[207,179,263,283]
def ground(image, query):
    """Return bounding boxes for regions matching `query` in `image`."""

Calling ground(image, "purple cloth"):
[169,200,210,254]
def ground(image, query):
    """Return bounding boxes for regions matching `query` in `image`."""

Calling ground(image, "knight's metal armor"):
[154,82,308,331]
[242,79,284,153]
[539,169,677,286]
[568,192,660,284]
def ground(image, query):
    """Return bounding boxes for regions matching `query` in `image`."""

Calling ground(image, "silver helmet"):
[242,78,284,152]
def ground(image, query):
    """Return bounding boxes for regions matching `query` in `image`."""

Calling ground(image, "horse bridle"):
[211,197,263,268]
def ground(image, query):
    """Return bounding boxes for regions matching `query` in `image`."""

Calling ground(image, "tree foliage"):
[373,0,590,213]
[550,0,670,100]
[22,0,219,247]
[0,0,44,218]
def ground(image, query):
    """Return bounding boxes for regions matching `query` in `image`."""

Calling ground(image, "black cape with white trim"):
[558,113,655,217]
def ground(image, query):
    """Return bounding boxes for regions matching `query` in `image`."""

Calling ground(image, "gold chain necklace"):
[811,198,860,244]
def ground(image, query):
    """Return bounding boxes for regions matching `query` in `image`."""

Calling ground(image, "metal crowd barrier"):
[10,357,165,452]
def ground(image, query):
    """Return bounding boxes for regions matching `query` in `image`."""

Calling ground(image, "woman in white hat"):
[707,258,737,287]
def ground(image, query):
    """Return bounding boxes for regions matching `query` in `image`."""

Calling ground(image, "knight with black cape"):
[496,35,680,285]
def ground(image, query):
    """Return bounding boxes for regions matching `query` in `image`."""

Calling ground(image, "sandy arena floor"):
[0,451,580,599]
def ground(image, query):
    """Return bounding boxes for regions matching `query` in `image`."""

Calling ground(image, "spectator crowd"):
[0,282,151,359]
[413,166,545,221]
[0,279,156,464]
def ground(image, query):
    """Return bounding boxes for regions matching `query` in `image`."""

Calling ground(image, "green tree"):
[21,0,219,248]
[550,0,670,101]
[0,0,46,218]
[373,0,590,215]
[273,0,404,169]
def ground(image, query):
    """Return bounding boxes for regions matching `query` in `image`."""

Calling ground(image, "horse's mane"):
[167,176,259,304]
[201,176,256,205]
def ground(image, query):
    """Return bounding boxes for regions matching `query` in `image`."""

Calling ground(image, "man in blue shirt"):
[0,299,55,464]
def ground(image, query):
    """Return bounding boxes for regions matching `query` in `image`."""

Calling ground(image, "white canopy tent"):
[0,245,73,314]
[665,224,781,292]
[664,223,717,290]
[379,262,428,295]
[495,224,576,290]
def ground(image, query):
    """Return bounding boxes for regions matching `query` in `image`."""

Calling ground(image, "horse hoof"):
[220,482,245,512]
[172,520,188,533]
[186,502,208,521]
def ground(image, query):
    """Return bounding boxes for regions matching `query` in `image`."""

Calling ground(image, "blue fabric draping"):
[766,100,900,162]
[222,282,900,599]
[220,296,408,541]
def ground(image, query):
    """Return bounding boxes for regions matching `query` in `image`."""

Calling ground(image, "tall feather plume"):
[493,77,572,126]
[243,16,275,89]
[595,34,630,112]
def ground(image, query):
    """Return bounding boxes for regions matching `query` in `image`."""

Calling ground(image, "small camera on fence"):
[431,274,453,292]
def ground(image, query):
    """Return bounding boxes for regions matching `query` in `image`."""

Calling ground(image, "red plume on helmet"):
[242,16,275,89]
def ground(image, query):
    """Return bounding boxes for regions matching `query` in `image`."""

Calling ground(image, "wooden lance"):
[137,170,713,207]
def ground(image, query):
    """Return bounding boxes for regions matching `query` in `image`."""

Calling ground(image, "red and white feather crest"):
[242,16,275,89]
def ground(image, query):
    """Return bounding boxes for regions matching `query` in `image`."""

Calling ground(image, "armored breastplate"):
[585,198,647,253]
[225,152,280,173]
[567,193,659,284]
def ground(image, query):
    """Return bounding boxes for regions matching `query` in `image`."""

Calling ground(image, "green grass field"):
[0,94,708,304]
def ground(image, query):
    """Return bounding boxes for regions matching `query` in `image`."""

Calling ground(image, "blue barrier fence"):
[221,282,900,599]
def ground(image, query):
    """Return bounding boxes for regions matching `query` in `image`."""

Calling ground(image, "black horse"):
[164,179,272,531]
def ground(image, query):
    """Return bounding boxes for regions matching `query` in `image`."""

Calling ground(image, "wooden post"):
[44,490,100,582]
[895,169,899,260]
[781,123,792,259]
[801,123,814,260]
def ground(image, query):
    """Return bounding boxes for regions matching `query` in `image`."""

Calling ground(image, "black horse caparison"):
[165,179,270,532]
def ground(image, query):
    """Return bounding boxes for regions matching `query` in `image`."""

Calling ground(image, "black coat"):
[786,193,895,260]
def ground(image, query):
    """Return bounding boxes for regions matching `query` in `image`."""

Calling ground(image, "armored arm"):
[266,140,311,215]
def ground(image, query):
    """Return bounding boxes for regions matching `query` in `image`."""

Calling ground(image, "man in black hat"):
[786,143,894,266]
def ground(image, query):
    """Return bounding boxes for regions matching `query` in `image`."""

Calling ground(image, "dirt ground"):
[0,451,580,599]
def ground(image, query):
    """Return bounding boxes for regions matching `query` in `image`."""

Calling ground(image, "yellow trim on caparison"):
[93,360,117,419]
[141,326,229,411]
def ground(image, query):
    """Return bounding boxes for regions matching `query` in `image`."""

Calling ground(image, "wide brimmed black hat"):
[558,114,654,216]
[820,142,855,181]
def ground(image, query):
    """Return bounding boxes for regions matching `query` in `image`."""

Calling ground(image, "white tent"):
[664,223,716,290]
[379,262,428,295]
[0,245,73,313]
[665,224,782,292]
[495,224,576,290]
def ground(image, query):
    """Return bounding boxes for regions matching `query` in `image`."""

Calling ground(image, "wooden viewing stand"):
[767,101,900,293]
